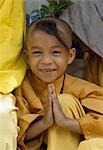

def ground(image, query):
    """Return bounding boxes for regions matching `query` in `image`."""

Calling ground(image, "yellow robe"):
[0,0,26,149]
[0,0,26,94]
[14,71,103,150]
[84,54,103,87]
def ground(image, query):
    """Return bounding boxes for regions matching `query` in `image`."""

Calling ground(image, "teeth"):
[40,69,55,72]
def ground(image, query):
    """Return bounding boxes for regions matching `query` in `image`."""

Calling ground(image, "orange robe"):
[14,72,103,150]
[84,54,103,87]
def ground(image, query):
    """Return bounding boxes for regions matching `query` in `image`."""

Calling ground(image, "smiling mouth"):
[40,69,56,72]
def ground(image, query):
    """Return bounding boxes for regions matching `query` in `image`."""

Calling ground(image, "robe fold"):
[84,54,103,87]
[14,72,103,150]
[0,0,26,149]
[0,0,26,94]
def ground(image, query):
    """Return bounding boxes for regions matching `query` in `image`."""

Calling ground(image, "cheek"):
[58,55,68,65]
[57,58,68,70]
[28,55,38,64]
[28,58,37,70]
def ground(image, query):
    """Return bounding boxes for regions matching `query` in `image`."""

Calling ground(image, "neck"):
[27,70,65,104]
[28,70,64,94]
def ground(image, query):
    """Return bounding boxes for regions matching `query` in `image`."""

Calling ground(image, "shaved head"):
[25,17,72,51]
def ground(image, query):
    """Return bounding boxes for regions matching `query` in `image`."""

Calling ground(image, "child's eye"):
[53,51,61,53]
[32,51,42,56]
[52,50,61,55]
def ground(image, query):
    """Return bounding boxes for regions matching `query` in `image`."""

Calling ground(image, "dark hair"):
[25,17,72,51]
[33,20,70,51]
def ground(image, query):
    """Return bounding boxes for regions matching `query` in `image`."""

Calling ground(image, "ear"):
[23,49,29,66]
[67,48,76,65]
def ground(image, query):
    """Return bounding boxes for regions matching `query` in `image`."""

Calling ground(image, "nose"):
[40,54,53,65]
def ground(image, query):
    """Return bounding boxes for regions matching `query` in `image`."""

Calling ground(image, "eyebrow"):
[31,45,64,50]
[51,45,64,49]
[31,46,40,50]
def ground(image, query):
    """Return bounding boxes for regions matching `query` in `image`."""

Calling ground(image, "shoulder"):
[14,72,28,95]
[65,74,90,84]
[64,73,102,91]
[63,74,103,100]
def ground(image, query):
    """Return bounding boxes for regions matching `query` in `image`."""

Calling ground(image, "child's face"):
[26,30,75,83]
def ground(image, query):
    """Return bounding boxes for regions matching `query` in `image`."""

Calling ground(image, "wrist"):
[55,116,68,128]
[42,117,52,129]
[64,117,72,128]
[63,118,82,134]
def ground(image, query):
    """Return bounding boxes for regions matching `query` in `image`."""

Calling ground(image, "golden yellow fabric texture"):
[0,94,18,150]
[77,138,103,150]
[0,0,26,149]
[47,94,85,150]
[0,0,26,94]
[14,72,103,150]
[84,54,103,87]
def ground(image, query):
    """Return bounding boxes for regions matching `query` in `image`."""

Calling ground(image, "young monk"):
[14,17,103,150]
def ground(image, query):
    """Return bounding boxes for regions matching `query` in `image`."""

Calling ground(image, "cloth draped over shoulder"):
[14,72,103,149]
[60,0,103,57]
[0,0,26,94]
[84,54,103,87]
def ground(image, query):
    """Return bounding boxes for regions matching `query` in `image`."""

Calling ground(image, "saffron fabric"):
[84,54,103,87]
[14,71,103,149]
[0,0,26,149]
[0,0,26,94]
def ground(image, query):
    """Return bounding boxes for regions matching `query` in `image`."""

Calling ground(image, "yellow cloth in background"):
[84,54,103,87]
[0,0,26,94]
[0,94,18,150]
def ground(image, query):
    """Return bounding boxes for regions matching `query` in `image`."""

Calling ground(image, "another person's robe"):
[0,0,26,149]
[84,54,103,87]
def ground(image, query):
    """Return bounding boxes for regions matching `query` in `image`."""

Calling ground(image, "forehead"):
[26,29,65,50]
[25,18,72,49]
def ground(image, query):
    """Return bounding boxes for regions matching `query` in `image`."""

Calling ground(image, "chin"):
[41,78,56,83]
[43,80,55,83]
